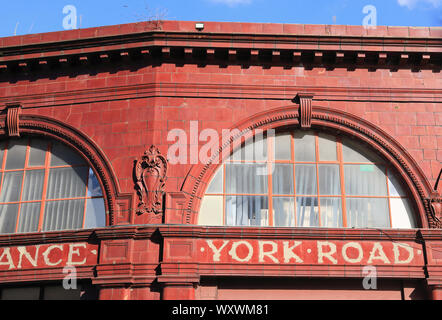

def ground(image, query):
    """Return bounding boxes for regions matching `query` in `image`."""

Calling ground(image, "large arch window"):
[0,137,106,234]
[199,130,416,229]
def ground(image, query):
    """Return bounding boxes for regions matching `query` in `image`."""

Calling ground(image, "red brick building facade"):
[0,21,440,300]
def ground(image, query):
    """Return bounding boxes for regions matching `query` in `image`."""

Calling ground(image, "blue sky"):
[0,0,440,38]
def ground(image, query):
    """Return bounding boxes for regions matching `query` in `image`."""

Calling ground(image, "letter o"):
[228,241,253,262]
[342,242,363,264]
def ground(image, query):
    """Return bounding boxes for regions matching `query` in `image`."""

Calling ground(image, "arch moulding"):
[180,104,439,229]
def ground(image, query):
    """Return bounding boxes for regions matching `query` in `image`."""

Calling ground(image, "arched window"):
[199,130,417,229]
[0,137,106,234]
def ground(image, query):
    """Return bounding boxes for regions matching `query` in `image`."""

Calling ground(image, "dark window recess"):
[0,282,99,300]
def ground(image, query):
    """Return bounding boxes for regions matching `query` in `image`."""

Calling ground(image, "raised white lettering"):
[258,241,279,263]
[17,245,40,269]
[67,243,87,266]
[229,241,253,262]
[0,248,15,270]
[283,241,303,263]
[342,242,363,264]
[206,240,229,262]
[367,242,390,264]
[393,243,414,264]
[317,241,338,264]
[43,245,63,266]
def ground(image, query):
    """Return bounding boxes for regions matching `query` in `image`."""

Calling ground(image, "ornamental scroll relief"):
[7,104,21,137]
[430,198,442,228]
[429,169,442,228]
[134,146,168,221]
[293,93,313,129]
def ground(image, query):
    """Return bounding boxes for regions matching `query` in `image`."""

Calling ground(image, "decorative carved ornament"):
[429,199,442,228]
[6,104,21,137]
[294,93,314,128]
[428,169,442,228]
[134,145,168,216]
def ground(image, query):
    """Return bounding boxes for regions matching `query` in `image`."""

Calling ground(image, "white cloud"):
[397,0,442,9]
[210,0,252,6]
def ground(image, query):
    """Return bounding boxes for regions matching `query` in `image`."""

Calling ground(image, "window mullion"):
[267,133,274,227]
[14,138,31,233]
[337,137,348,228]
[37,142,51,232]
[81,170,90,228]
[0,142,8,205]
[315,134,321,227]
[385,167,393,228]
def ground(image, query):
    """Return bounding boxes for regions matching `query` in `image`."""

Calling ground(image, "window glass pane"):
[342,138,384,163]
[346,197,390,228]
[50,141,86,166]
[0,203,19,234]
[226,164,267,194]
[318,133,337,161]
[46,167,88,199]
[390,198,415,228]
[84,198,106,229]
[198,195,223,226]
[344,164,387,196]
[5,140,27,170]
[205,166,223,194]
[318,164,341,195]
[320,198,342,227]
[17,202,40,233]
[1,287,40,300]
[42,199,84,231]
[22,170,44,201]
[296,197,319,227]
[294,131,315,162]
[231,136,267,161]
[87,168,103,197]
[387,171,407,197]
[243,139,255,161]
[272,164,294,195]
[230,144,242,161]
[274,133,292,160]
[225,196,268,226]
[28,139,47,167]
[295,164,317,195]
[273,197,295,227]
[249,134,267,161]
[0,171,23,202]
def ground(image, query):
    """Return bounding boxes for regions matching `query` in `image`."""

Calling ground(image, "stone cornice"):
[158,225,422,241]
[0,21,441,55]
[0,229,96,246]
[0,225,160,246]
[0,21,440,74]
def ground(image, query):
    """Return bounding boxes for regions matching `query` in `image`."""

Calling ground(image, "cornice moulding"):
[158,225,421,241]
[1,83,440,109]
[0,27,440,69]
